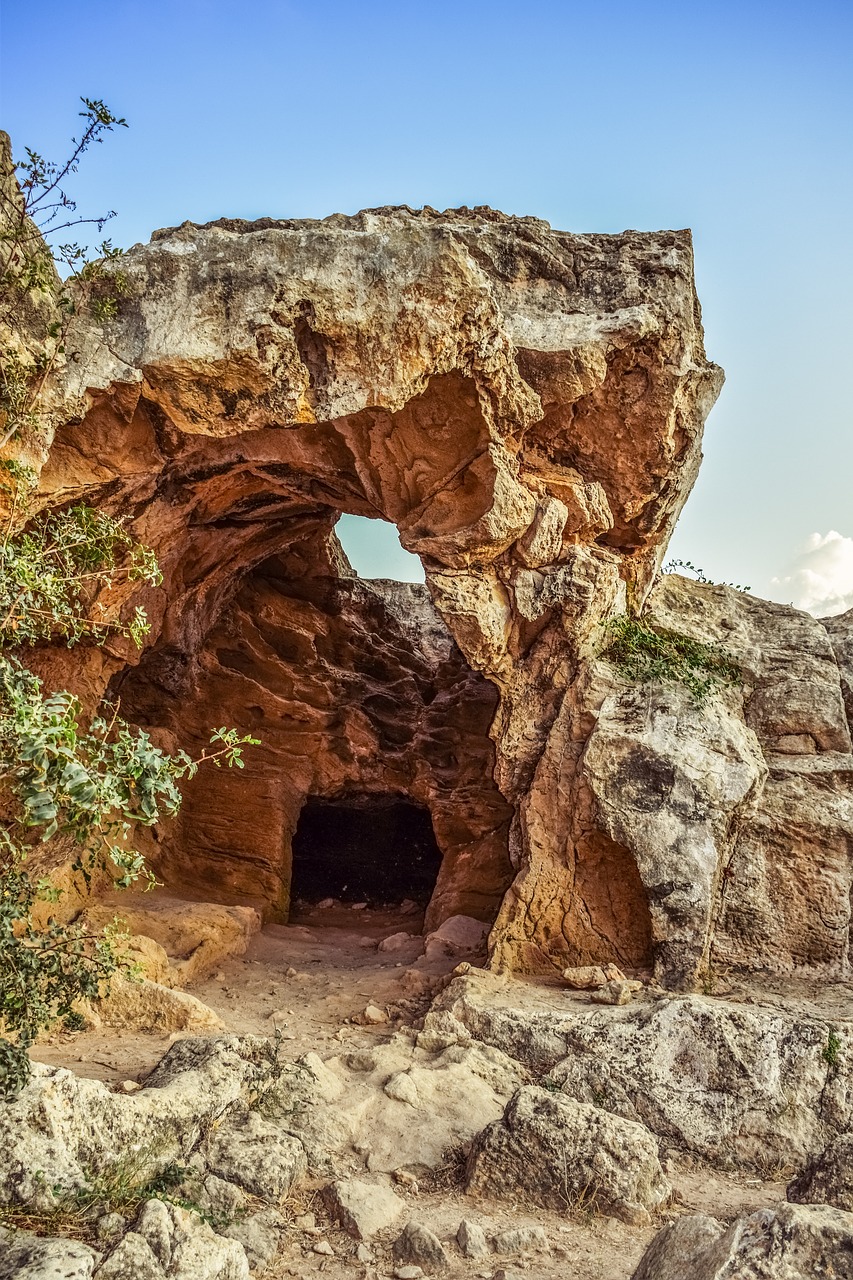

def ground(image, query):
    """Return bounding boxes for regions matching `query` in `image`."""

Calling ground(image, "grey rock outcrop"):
[436,972,853,1167]
[465,1084,670,1224]
[631,1201,853,1280]
[788,1133,853,1212]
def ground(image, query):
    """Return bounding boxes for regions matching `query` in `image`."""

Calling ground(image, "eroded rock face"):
[631,1202,853,1280]
[15,205,726,978]
[11,191,853,986]
[435,971,853,1169]
[115,531,512,925]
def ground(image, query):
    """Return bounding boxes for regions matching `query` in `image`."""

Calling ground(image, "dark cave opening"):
[290,794,442,908]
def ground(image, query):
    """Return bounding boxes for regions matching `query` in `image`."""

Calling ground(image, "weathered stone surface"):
[392,1221,450,1271]
[465,1085,670,1223]
[80,898,261,986]
[436,973,853,1167]
[456,1220,489,1258]
[108,1200,249,1280]
[631,1202,853,1280]
[14,200,728,980]
[0,1037,316,1209]
[91,975,226,1034]
[11,171,851,991]
[220,1209,284,1272]
[651,577,853,981]
[788,1133,853,1211]
[0,1237,99,1280]
[492,1225,550,1254]
[201,1106,307,1199]
[323,1178,406,1238]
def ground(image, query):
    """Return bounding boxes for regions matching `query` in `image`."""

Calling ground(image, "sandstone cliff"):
[6,199,851,990]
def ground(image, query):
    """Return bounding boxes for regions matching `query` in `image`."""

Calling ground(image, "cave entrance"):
[290,794,442,912]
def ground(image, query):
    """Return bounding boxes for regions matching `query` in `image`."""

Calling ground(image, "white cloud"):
[770,531,853,618]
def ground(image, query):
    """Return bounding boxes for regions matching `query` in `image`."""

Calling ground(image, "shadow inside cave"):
[289,793,442,912]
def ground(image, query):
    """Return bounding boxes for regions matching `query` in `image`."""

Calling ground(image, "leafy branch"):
[0,99,130,449]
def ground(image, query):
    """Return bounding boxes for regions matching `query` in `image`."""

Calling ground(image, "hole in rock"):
[290,795,442,910]
[335,513,425,582]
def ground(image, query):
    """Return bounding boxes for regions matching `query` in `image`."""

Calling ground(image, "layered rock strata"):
[8,197,852,986]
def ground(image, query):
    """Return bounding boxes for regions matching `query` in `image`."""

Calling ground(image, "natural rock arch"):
[26,204,847,990]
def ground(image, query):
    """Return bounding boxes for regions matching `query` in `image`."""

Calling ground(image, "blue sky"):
[2,0,851,606]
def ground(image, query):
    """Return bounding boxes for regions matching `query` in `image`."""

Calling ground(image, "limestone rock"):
[465,1085,670,1223]
[94,975,226,1034]
[201,1106,307,1199]
[392,1221,450,1271]
[456,1220,489,1258]
[0,1237,99,1280]
[221,1209,285,1272]
[323,1178,406,1238]
[589,978,643,1005]
[562,964,626,990]
[110,1200,250,1280]
[0,1037,319,1210]
[788,1133,853,1211]
[80,899,261,987]
[492,1226,550,1254]
[21,202,724,981]
[438,975,853,1167]
[631,1201,853,1280]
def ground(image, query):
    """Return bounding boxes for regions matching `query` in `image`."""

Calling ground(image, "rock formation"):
[2,187,850,992]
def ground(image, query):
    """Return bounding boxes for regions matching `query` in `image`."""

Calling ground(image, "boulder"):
[323,1178,406,1238]
[631,1201,853,1279]
[788,1132,853,1211]
[466,1085,670,1224]
[200,1106,307,1200]
[392,1221,450,1271]
[438,974,853,1168]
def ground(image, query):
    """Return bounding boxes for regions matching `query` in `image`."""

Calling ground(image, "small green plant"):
[0,1149,209,1239]
[663,558,751,593]
[0,655,259,1098]
[822,1030,842,1069]
[600,615,740,707]
[1,503,161,647]
[1,98,130,448]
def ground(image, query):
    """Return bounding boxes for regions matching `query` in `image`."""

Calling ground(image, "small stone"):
[393,1268,424,1280]
[456,1219,489,1258]
[361,1004,387,1025]
[351,902,368,910]
[493,1225,550,1254]
[384,1072,420,1107]
[295,1212,316,1230]
[393,1220,450,1270]
[356,1242,373,1262]
[590,979,643,1006]
[96,1211,127,1241]
[378,932,414,953]
[120,1079,141,1094]
[312,1239,334,1255]
[323,1178,406,1239]
[316,898,337,909]
[346,1051,377,1072]
[400,899,419,915]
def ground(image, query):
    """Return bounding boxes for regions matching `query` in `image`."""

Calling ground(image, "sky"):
[2,0,851,610]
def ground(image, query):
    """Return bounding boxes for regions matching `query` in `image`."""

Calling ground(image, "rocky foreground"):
[3,924,853,1280]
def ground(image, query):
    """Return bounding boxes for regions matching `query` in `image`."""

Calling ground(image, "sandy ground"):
[30,903,796,1280]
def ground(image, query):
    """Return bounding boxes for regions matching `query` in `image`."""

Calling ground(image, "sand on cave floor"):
[28,901,819,1280]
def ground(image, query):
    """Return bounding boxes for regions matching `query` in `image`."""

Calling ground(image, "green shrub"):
[600,615,740,707]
